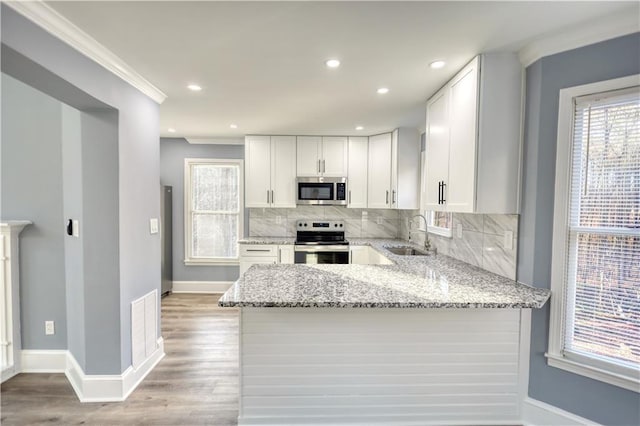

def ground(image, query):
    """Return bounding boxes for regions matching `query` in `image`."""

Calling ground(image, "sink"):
[386,246,430,256]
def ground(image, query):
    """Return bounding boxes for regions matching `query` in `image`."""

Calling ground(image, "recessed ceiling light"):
[187,84,202,91]
[430,60,446,69]
[377,87,389,94]
[355,126,364,130]
[168,128,176,133]
[325,59,340,68]
[230,124,238,129]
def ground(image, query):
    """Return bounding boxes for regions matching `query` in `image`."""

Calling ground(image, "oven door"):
[297,181,335,205]
[294,245,350,264]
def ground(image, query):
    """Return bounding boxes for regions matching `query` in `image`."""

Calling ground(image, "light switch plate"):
[150,218,159,234]
[72,220,80,237]
[456,224,463,239]
[504,230,514,250]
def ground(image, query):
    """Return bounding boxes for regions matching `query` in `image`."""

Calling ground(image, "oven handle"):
[294,245,350,253]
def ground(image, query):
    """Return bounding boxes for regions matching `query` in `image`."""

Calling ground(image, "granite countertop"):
[221,238,550,309]
[238,237,296,245]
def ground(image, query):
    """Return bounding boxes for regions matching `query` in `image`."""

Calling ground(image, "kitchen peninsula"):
[220,240,550,425]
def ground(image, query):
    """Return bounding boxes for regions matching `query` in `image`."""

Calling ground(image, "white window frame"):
[183,158,244,265]
[547,74,640,393]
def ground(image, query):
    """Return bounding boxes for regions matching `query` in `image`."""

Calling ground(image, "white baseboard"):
[21,349,68,372]
[66,337,165,402]
[17,338,164,403]
[172,280,233,294]
[522,397,601,426]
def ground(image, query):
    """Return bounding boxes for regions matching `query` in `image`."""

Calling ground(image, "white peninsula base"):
[237,307,531,425]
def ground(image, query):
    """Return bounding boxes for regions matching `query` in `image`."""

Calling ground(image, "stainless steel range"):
[294,220,349,264]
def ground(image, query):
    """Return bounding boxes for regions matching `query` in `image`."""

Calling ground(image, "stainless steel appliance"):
[296,177,347,205]
[294,220,349,264]
[160,185,173,296]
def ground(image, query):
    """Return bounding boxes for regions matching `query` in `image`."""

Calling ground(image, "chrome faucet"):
[408,214,431,251]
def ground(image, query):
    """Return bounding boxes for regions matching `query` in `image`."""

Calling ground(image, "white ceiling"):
[45,1,638,138]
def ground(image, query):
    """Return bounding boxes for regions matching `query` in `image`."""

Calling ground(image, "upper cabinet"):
[245,135,297,208]
[296,136,348,177]
[347,136,368,208]
[367,129,420,209]
[424,53,523,214]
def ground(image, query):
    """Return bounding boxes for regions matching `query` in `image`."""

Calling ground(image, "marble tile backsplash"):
[250,207,518,280]
[398,210,519,280]
[249,207,400,239]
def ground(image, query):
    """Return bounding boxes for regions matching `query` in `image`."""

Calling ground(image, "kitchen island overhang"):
[220,241,549,425]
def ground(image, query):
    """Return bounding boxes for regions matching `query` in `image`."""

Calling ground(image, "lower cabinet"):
[239,244,295,275]
[349,246,393,265]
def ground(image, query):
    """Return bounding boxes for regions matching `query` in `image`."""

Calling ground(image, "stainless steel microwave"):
[296,177,347,205]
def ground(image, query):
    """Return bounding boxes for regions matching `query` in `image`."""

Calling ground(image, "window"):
[184,159,243,264]
[549,75,639,392]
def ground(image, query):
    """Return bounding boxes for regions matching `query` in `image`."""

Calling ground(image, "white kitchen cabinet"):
[349,245,369,264]
[367,133,393,208]
[278,245,294,264]
[391,128,421,209]
[424,88,450,211]
[349,245,393,265]
[347,136,368,208]
[245,135,297,208]
[239,244,278,275]
[296,136,347,177]
[424,53,523,214]
[367,129,420,209]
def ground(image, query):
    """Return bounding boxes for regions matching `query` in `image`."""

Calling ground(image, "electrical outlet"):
[504,230,514,250]
[45,321,55,335]
[376,217,383,225]
[456,224,463,238]
[276,215,282,224]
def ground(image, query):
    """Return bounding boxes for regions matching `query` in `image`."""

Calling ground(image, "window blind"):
[190,163,240,259]
[564,86,640,370]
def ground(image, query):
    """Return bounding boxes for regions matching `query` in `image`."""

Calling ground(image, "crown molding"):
[5,1,167,104]
[185,137,245,145]
[519,9,640,67]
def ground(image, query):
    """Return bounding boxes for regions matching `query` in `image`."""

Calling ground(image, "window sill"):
[545,352,640,393]
[184,259,239,266]
[427,226,453,238]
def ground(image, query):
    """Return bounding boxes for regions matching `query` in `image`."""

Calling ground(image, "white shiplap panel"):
[240,308,523,425]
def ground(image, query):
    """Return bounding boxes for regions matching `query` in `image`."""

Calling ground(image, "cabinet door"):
[447,58,479,213]
[296,136,321,176]
[349,246,369,264]
[424,89,450,211]
[271,136,297,208]
[240,257,277,276]
[367,133,392,208]
[245,136,272,208]
[278,245,294,264]
[321,136,348,176]
[390,129,399,208]
[347,137,368,208]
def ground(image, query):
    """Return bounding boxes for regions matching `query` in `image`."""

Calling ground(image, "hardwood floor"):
[1,293,239,425]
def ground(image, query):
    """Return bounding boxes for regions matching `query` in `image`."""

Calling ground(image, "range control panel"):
[296,220,345,231]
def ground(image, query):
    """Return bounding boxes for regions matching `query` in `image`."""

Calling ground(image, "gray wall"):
[2,5,161,373]
[62,105,86,369]
[518,32,640,425]
[160,138,247,282]
[1,74,68,350]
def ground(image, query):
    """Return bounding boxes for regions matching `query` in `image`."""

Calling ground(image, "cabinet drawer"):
[240,245,278,257]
